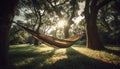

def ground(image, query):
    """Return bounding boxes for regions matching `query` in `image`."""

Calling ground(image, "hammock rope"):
[14,22,82,48]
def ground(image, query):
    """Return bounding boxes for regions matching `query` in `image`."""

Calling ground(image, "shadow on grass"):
[17,49,56,69]
[9,47,39,58]
[42,47,119,69]
[9,48,56,69]
[9,45,120,69]
[102,47,120,57]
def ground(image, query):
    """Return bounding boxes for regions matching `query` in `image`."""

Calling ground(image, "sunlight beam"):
[57,20,67,28]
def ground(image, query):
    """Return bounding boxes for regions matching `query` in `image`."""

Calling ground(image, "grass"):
[9,44,120,69]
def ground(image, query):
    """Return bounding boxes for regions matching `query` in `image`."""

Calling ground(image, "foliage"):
[15,0,83,37]
[10,25,28,44]
[12,0,120,46]
[98,0,120,45]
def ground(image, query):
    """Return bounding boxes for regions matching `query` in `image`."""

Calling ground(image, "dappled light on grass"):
[14,57,34,67]
[10,44,30,48]
[49,48,68,60]
[71,46,120,65]
[9,44,120,69]
[9,44,68,68]
[105,45,120,51]
[41,48,68,65]
[35,45,54,52]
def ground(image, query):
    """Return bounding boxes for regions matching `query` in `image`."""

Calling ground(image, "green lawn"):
[9,44,120,69]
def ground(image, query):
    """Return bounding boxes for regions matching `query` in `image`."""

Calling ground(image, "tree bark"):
[64,0,76,38]
[34,11,43,46]
[84,0,113,50]
[86,11,104,49]
[84,0,104,50]
[0,0,18,69]
[64,25,70,38]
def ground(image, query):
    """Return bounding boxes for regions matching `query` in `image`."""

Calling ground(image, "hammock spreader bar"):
[15,23,81,48]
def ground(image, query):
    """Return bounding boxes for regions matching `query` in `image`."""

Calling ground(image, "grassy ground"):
[9,44,120,69]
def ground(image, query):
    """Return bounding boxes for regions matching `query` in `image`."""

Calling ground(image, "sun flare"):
[57,20,66,28]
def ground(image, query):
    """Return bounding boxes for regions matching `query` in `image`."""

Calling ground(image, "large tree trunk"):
[0,23,10,69]
[84,0,103,50]
[0,0,18,69]
[84,0,112,50]
[86,13,104,49]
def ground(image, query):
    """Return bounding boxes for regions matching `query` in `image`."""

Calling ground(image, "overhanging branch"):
[97,0,114,10]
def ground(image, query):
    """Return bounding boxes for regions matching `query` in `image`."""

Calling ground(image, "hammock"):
[15,23,82,48]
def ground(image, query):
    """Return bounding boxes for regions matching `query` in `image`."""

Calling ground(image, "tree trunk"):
[34,39,39,45]
[64,0,76,38]
[86,9,104,50]
[0,0,18,68]
[64,25,70,38]
[34,27,39,45]
[0,23,10,68]
[86,19,104,50]
[84,0,113,50]
[34,28,39,45]
[34,13,42,46]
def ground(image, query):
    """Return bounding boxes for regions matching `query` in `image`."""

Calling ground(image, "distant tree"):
[47,0,80,38]
[17,0,47,45]
[0,0,18,68]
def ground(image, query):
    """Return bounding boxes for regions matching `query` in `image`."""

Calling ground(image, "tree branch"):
[97,0,114,10]
[90,0,97,9]
[67,0,76,25]
[84,0,90,21]
[56,0,69,6]
[46,0,63,18]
